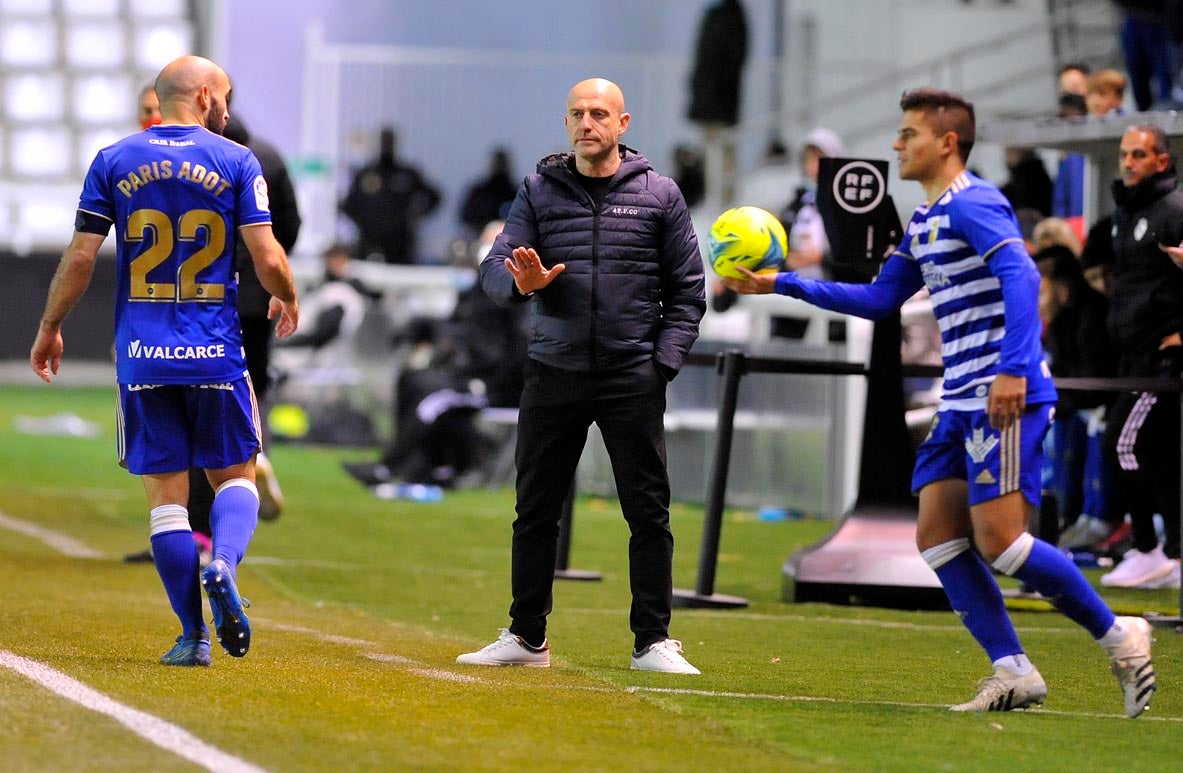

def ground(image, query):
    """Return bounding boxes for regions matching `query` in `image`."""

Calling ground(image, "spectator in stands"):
[1086,69,1128,118]
[722,87,1155,718]
[341,126,441,264]
[280,243,375,360]
[1058,62,1090,98]
[1114,1,1175,110]
[459,147,517,239]
[1080,216,1116,297]
[672,143,706,209]
[1000,148,1053,217]
[1032,216,1083,257]
[687,0,748,202]
[138,81,161,129]
[1053,70,1128,242]
[1099,124,1183,590]
[782,127,845,280]
[456,78,706,674]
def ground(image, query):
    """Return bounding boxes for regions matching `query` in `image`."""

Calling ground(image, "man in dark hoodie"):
[457,78,706,674]
[1098,124,1183,590]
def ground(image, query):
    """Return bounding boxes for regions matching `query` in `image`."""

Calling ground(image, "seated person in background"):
[341,319,489,490]
[279,243,377,360]
[342,220,524,490]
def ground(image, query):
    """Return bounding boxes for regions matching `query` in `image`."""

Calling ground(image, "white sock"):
[1096,619,1127,649]
[992,653,1034,675]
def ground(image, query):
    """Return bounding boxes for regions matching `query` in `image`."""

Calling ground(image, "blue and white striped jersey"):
[894,171,1055,410]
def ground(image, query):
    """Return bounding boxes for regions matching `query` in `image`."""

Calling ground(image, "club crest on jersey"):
[253,175,270,212]
[1134,217,1148,242]
[921,261,950,289]
[965,427,999,463]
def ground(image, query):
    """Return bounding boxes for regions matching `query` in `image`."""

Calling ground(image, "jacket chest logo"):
[1134,217,1148,242]
[610,206,640,216]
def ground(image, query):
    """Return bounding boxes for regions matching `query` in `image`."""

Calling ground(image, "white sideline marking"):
[366,653,419,665]
[408,668,483,684]
[247,556,360,570]
[0,511,105,559]
[262,621,376,648]
[0,650,269,772]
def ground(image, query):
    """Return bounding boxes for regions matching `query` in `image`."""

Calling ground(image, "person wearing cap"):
[782,127,845,279]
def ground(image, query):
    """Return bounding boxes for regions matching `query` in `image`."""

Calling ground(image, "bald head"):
[154,55,232,133]
[564,78,630,176]
[567,78,626,114]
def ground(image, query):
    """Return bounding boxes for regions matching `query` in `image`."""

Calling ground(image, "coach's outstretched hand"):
[720,266,778,295]
[507,246,565,296]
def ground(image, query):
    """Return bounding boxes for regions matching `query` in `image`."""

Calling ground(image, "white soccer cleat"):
[949,665,1047,712]
[455,629,550,667]
[255,451,284,521]
[630,639,701,674]
[1100,546,1175,588]
[1106,616,1156,718]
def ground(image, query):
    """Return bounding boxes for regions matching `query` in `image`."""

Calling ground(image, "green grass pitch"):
[0,385,1180,771]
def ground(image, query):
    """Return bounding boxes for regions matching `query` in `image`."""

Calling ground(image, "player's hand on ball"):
[507,246,565,295]
[720,266,778,294]
[269,297,300,339]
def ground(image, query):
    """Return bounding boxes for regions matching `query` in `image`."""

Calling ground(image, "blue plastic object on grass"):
[374,483,444,502]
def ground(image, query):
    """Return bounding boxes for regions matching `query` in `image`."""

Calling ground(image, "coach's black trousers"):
[1103,346,1181,558]
[508,358,673,651]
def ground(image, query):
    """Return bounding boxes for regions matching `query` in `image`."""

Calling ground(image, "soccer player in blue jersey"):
[723,88,1155,717]
[29,56,299,667]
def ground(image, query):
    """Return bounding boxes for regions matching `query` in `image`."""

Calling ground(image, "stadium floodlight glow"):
[132,24,193,71]
[61,0,120,16]
[77,128,124,176]
[127,0,187,17]
[65,22,127,68]
[0,19,57,67]
[0,0,53,14]
[5,73,65,122]
[72,74,133,124]
[10,127,71,177]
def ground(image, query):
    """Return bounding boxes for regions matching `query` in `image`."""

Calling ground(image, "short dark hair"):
[899,88,976,163]
[1129,123,1171,157]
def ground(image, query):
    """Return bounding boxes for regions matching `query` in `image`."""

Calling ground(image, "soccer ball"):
[707,206,788,279]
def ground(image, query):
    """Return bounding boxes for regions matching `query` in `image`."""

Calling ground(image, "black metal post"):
[673,349,750,608]
[554,476,602,581]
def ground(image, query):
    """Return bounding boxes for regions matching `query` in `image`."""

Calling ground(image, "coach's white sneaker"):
[456,629,549,667]
[1101,546,1175,588]
[949,665,1047,712]
[1105,616,1156,718]
[630,639,700,674]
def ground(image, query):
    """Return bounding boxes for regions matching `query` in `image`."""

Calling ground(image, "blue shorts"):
[117,376,261,475]
[912,403,1054,508]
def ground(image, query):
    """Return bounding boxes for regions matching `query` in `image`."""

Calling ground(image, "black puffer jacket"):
[1109,168,1183,354]
[480,146,706,375]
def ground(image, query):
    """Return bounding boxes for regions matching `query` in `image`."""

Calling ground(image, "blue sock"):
[996,534,1115,639]
[210,479,259,577]
[924,539,1024,662]
[149,505,205,636]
